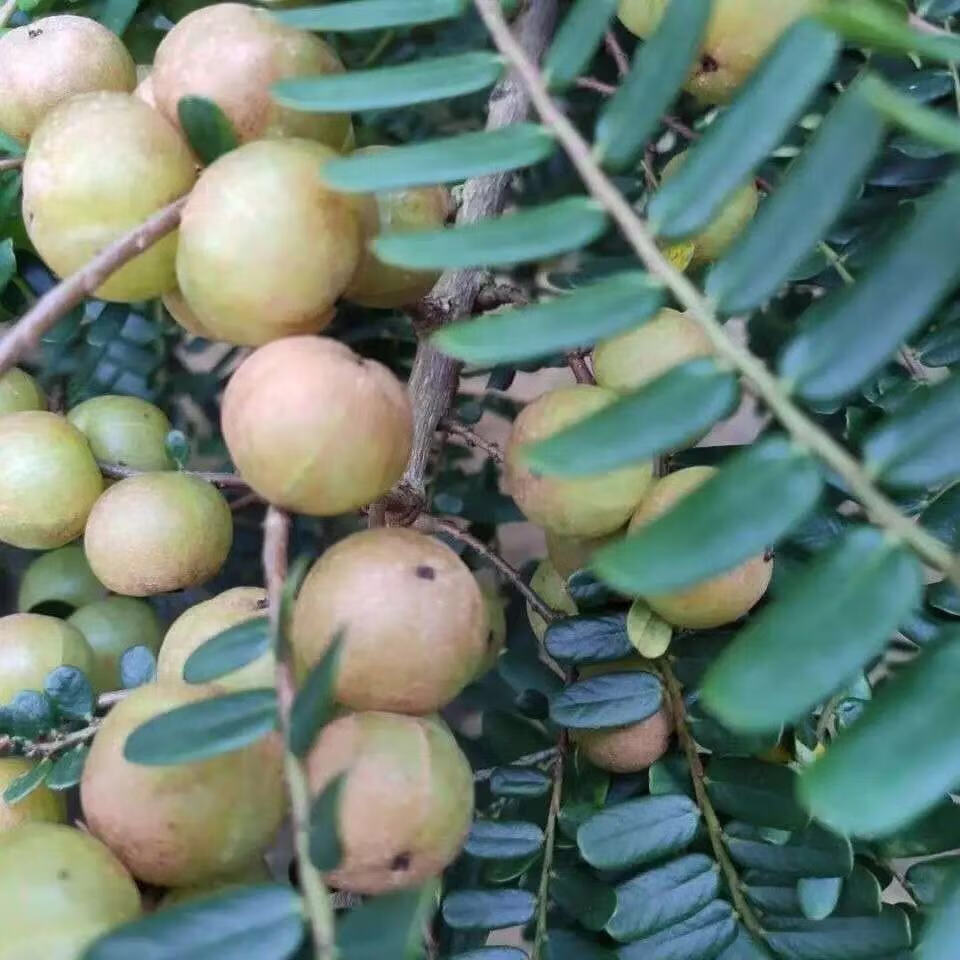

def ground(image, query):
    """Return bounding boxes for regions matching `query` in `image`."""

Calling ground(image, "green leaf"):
[273,0,467,31]
[607,854,720,943]
[177,97,239,165]
[119,645,156,689]
[763,907,911,960]
[701,527,923,732]
[921,481,960,548]
[578,795,701,870]
[724,822,853,878]
[919,868,960,960]
[164,430,190,470]
[618,900,737,960]
[801,628,960,837]
[550,865,616,931]
[322,125,555,192]
[906,856,960,905]
[626,601,673,659]
[47,745,88,791]
[835,865,883,917]
[2,758,52,806]
[288,632,343,758]
[451,951,527,960]
[544,0,619,92]
[44,666,94,721]
[433,272,663,366]
[876,798,960,857]
[717,929,770,960]
[339,883,438,960]
[465,820,544,860]
[648,20,841,239]
[780,175,960,402]
[593,438,822,596]
[550,671,662,730]
[545,930,616,960]
[860,72,960,153]
[10,691,55,738]
[0,239,15,296]
[928,577,960,615]
[705,758,809,831]
[441,889,536,931]
[594,0,711,171]
[489,767,552,797]
[797,876,843,921]
[99,0,140,34]
[374,197,607,271]
[123,689,278,766]
[308,774,344,872]
[83,884,305,960]
[183,617,271,685]
[649,755,693,798]
[0,131,25,157]
[272,52,503,112]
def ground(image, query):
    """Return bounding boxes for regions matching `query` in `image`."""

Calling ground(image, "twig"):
[24,722,101,758]
[565,350,595,385]
[472,0,960,589]
[575,76,616,96]
[472,746,560,782]
[439,417,505,462]
[229,490,264,512]
[0,157,23,172]
[263,506,337,960]
[0,0,16,29]
[532,752,564,960]
[99,461,251,489]
[96,690,129,709]
[604,29,630,78]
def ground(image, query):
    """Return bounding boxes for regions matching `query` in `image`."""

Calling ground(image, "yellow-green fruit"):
[81,682,286,886]
[292,529,489,713]
[0,823,140,960]
[661,153,759,263]
[17,544,106,614]
[67,395,174,472]
[22,93,196,302]
[527,559,577,643]
[221,337,412,515]
[162,288,214,339]
[474,569,507,677]
[545,529,620,579]
[506,386,653,537]
[0,15,136,143]
[159,860,272,909]
[0,412,103,550]
[83,473,232,596]
[67,597,163,694]
[593,308,714,394]
[306,712,474,894]
[0,613,94,705]
[176,140,359,345]
[629,466,773,628]
[344,149,450,308]
[0,368,45,416]
[134,70,156,108]
[618,0,815,104]
[157,587,272,692]
[0,758,66,830]
[152,3,352,149]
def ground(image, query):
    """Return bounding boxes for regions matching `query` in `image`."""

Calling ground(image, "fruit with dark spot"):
[17,544,106,615]
[0,758,65,830]
[0,368,45,416]
[67,395,174,472]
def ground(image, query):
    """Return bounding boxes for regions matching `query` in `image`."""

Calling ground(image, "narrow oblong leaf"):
[450,951,527,960]
[339,882,438,960]
[441,889,536,931]
[860,72,960,153]
[918,869,960,960]
[724,822,853,879]
[177,97,239,165]
[273,0,467,31]
[705,758,809,831]
[546,930,616,960]
[183,617,271,685]
[618,900,737,960]
[551,865,616,931]
[550,671,662,730]
[544,0,619,92]
[288,633,343,758]
[3,758,52,806]
[308,774,344,871]
[489,766,551,797]
[763,907,911,960]
[465,820,544,860]
[797,876,843,921]
[47,745,88,791]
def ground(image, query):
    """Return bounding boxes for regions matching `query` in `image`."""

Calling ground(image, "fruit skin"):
[545,528,621,579]
[628,466,773,628]
[159,859,272,908]
[152,3,353,149]
[67,395,174,472]
[0,613,94,705]
[84,472,232,596]
[162,287,214,339]
[0,411,103,550]
[618,0,815,104]
[0,15,136,142]
[506,386,653,537]
[222,337,412,515]
[22,93,196,302]
[306,712,474,894]
[17,544,107,614]
[68,597,162,694]
[526,558,578,643]
[176,140,358,345]
[157,587,273,692]
[0,823,141,960]
[593,308,714,394]
[0,758,66,830]
[81,682,286,886]
[292,529,488,713]
[0,368,45,416]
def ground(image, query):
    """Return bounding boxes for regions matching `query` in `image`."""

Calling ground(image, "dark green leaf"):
[919,868,960,960]
[544,614,634,665]
[797,876,843,921]
[545,930,616,960]
[465,820,544,859]
[649,755,693,798]
[183,617,271,685]
[47,745,88,791]
[906,856,960,905]
[763,906,911,960]
[273,0,467,31]
[489,766,552,797]
[876,798,960,857]
[0,239,15,295]
[119,645,156,689]
[308,774,344,871]
[835,865,882,917]
[544,0,619,92]
[339,883,438,960]
[861,72,960,153]
[618,900,737,960]
[2,758,52,806]
[288,633,343,758]
[99,0,140,35]
[44,666,94,721]
[550,865,616,931]
[928,577,960,615]
[705,758,808,831]
[441,889,536,931]
[10,691,55,738]
[450,951,527,960]
[717,929,769,960]
[724,822,853,878]
[177,97,239,165]
[921,481,960,548]
[550,671,662,730]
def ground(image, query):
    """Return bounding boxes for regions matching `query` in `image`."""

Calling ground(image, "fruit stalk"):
[0,157,22,172]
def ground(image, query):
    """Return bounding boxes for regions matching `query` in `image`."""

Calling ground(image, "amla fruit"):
[17,544,106,615]
[0,758,66,831]
[67,395,174,472]
[546,528,622,580]
[0,368,45,416]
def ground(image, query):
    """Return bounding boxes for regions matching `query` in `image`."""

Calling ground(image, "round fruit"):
[159,859,272,909]
[81,682,286,886]
[593,308,714,393]
[506,386,653,537]
[0,15,136,142]
[0,412,103,550]
[0,823,140,960]
[134,69,156,108]
[474,569,507,677]
[0,758,66,831]
[157,587,272,692]
[221,337,412,515]
[67,395,174,472]
[83,472,232,596]
[306,712,474,894]
[176,140,359,345]
[17,544,106,614]
[527,559,577,643]
[152,3,353,149]
[68,597,163,694]
[292,529,488,713]
[22,93,197,302]
[628,466,773,628]
[545,528,620,579]
[344,149,450,308]
[162,287,213,338]
[0,368,45,416]
[0,613,94,705]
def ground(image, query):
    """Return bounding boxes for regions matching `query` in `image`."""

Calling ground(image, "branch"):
[99,461,251,489]
[472,0,960,589]
[439,417,505,462]
[0,157,23,173]
[533,752,564,960]
[565,350,595,385]
[0,0,16,29]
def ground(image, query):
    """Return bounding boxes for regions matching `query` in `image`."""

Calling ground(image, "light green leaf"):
[705,758,809,831]
[797,876,843,921]
[47,746,88,791]
[339,883,438,960]
[3,758,52,806]
[273,0,467,31]
[544,0,619,92]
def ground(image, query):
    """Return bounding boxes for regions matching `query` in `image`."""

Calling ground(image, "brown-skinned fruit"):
[67,395,175,472]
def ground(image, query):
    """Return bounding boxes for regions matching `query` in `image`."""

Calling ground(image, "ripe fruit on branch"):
[0,411,103,550]
[0,15,136,142]
[306,711,474,894]
[506,386,653,537]
[83,472,232,596]
[81,682,286,886]
[629,466,773,628]
[17,544,106,615]
[67,395,174,472]
[526,558,578,642]
[221,337,412,515]
[292,528,488,713]
[0,758,65,831]
[22,93,196,302]
[0,823,140,960]
[0,368,45,417]
[175,140,359,345]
